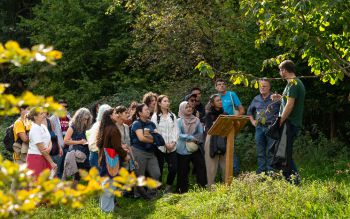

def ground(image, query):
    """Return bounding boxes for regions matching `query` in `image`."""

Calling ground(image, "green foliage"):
[121,0,276,80]
[241,0,350,82]
[18,0,134,109]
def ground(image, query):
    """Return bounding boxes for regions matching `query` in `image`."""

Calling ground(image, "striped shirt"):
[151,112,178,153]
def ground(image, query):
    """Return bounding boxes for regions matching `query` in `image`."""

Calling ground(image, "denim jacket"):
[176,118,203,155]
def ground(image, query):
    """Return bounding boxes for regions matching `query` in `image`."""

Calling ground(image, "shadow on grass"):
[114,196,158,219]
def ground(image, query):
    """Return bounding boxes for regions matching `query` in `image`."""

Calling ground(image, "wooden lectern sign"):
[207,115,250,184]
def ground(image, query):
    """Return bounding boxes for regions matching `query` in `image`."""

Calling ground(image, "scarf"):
[178,101,198,134]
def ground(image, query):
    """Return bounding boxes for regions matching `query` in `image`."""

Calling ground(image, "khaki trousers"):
[204,135,226,186]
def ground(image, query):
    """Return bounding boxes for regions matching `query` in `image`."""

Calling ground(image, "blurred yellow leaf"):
[254,81,259,89]
[144,178,161,189]
[71,201,83,209]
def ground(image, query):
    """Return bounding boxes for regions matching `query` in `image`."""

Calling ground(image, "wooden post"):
[225,125,235,184]
[207,115,249,185]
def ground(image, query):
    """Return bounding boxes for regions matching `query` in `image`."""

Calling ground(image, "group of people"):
[10,60,305,212]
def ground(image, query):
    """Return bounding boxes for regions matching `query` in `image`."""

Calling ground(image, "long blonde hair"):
[70,108,92,133]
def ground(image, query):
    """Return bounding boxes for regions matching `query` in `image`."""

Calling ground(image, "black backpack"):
[3,124,15,152]
[156,112,175,124]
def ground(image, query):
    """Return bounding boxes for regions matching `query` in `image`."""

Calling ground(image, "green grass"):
[26,161,350,219]
[2,120,349,218]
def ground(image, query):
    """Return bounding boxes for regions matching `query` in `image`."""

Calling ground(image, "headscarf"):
[178,101,198,134]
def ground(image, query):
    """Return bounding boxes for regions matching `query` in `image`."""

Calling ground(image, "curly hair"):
[70,108,92,133]
[142,92,157,107]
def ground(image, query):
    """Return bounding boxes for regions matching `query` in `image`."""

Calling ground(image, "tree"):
[241,0,350,84]
[18,0,134,108]
[116,0,276,80]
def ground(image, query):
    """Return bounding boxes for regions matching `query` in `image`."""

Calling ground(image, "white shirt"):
[151,112,178,153]
[87,121,100,152]
[28,123,51,155]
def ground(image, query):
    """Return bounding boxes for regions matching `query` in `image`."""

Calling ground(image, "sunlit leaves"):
[196,61,262,89]
[0,40,64,116]
[195,61,215,79]
[0,90,65,116]
[0,155,160,218]
[241,0,350,82]
[0,41,62,66]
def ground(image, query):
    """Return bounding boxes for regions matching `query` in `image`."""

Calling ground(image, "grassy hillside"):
[25,132,350,218]
[28,171,350,218]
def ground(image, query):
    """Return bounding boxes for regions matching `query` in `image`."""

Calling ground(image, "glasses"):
[279,68,285,73]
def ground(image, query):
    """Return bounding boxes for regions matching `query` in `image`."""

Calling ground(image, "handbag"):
[230,92,239,115]
[104,148,120,177]
[209,135,227,158]
[265,117,282,140]
[185,141,199,153]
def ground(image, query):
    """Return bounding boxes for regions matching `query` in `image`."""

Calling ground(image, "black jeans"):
[155,149,177,186]
[283,120,300,180]
[176,150,207,193]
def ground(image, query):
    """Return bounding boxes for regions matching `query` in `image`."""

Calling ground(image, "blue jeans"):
[51,154,61,165]
[89,151,99,170]
[233,155,240,176]
[57,147,69,179]
[255,126,274,174]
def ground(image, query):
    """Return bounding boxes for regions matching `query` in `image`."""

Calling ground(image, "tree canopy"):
[241,0,350,84]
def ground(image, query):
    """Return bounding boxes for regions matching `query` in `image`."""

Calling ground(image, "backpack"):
[3,124,15,152]
[156,112,175,124]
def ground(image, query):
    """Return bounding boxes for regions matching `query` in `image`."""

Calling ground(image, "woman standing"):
[97,108,128,212]
[176,101,207,193]
[130,103,160,199]
[115,105,137,171]
[87,104,112,169]
[63,108,92,185]
[151,95,178,193]
[204,94,227,186]
[27,107,57,178]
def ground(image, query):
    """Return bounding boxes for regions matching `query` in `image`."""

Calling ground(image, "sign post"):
[207,115,250,184]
